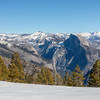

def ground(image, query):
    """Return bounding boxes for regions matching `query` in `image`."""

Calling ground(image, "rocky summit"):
[0,32,100,76]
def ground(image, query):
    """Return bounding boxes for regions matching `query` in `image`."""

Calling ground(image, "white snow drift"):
[0,81,100,100]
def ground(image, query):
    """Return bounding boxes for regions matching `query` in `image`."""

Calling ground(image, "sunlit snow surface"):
[0,82,100,100]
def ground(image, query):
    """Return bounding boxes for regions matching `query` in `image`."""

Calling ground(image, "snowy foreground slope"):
[0,82,100,100]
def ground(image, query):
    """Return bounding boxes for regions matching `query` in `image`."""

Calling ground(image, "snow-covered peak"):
[20,32,47,40]
[32,32,47,39]
[55,33,65,37]
[32,31,46,36]
[0,31,100,46]
[92,32,100,37]
[76,32,91,39]
[77,32,100,38]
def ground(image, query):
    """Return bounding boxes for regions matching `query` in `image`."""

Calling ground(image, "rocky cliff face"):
[0,32,100,76]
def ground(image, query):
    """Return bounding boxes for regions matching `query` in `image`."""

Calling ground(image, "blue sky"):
[0,0,100,34]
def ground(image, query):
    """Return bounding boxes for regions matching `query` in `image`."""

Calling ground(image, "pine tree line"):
[87,60,100,87]
[8,52,25,82]
[63,65,84,87]
[63,60,100,87]
[0,52,57,84]
[0,52,100,87]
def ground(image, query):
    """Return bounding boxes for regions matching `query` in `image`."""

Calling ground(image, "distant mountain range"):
[0,32,100,76]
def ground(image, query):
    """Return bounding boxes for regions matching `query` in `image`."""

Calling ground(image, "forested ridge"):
[0,52,100,87]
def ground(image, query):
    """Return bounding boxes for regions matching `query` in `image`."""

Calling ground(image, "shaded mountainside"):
[0,32,100,77]
[64,34,88,71]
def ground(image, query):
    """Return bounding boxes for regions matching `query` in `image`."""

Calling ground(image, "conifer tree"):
[46,68,54,85]
[63,72,73,86]
[88,60,100,87]
[8,63,19,82]
[0,56,9,81]
[11,52,25,81]
[71,65,84,87]
[55,74,63,85]
[25,73,34,83]
[37,67,54,85]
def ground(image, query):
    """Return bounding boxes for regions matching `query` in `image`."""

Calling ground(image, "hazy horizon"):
[0,31,100,35]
